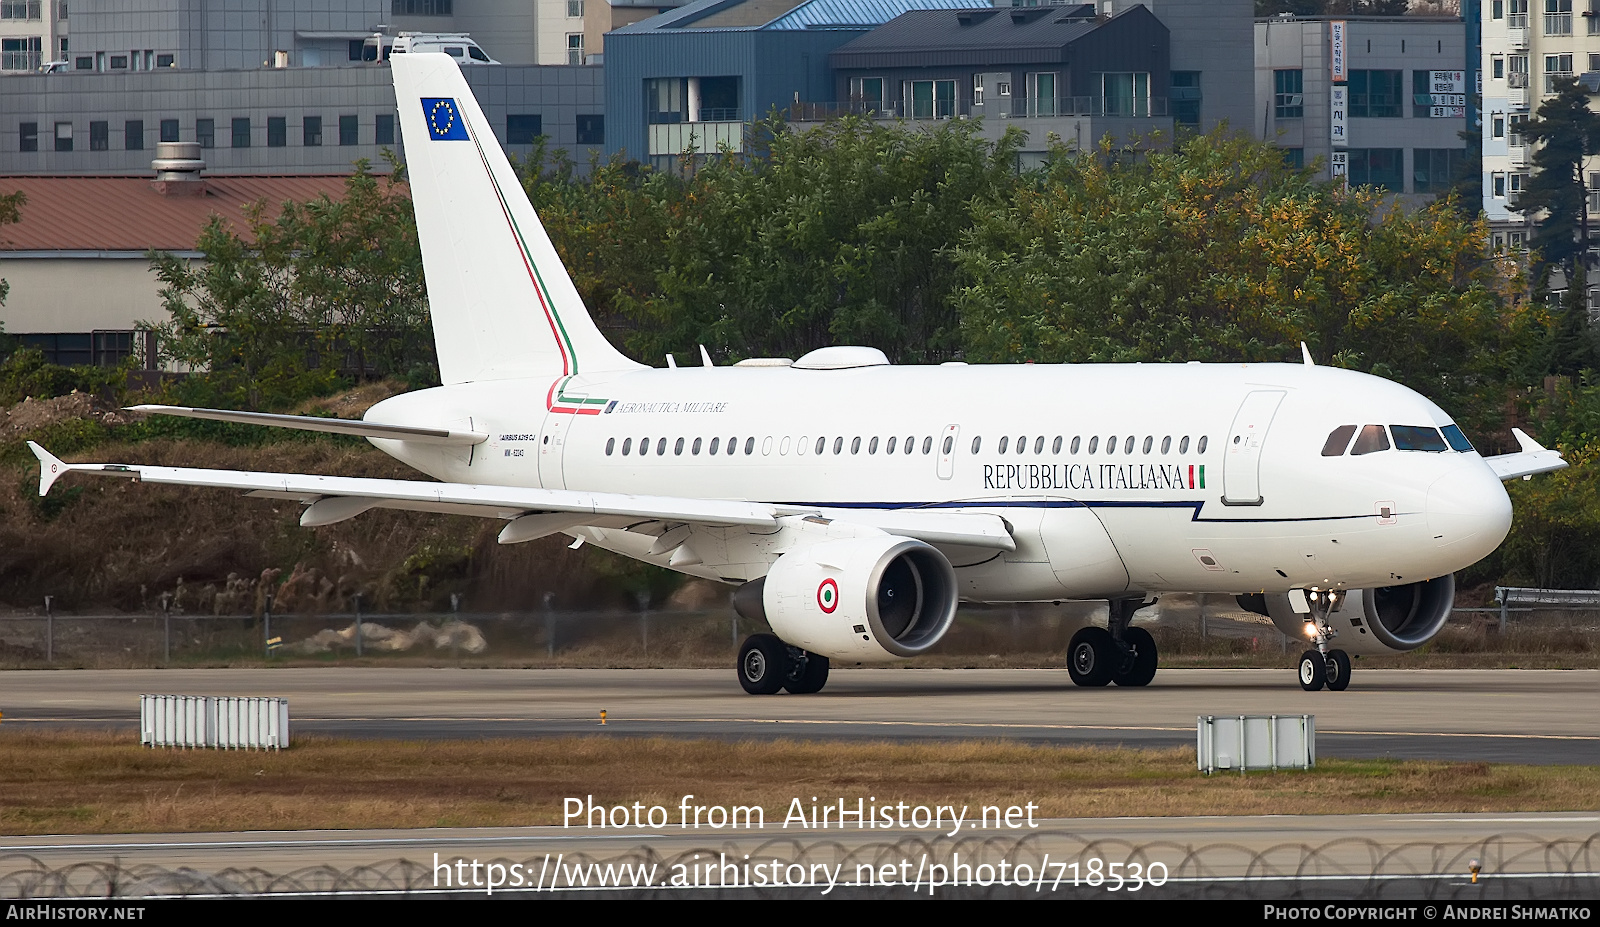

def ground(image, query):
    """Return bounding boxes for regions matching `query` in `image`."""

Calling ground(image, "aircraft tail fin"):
[391,54,642,384]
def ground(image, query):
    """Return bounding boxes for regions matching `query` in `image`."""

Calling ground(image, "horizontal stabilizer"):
[128,404,488,446]
[1485,429,1568,481]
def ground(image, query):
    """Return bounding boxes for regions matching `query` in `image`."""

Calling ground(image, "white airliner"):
[30,55,1568,695]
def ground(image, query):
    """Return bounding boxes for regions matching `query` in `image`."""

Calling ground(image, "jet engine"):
[1244,574,1456,656]
[734,536,958,662]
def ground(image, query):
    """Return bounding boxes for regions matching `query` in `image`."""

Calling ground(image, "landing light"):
[1303,622,1318,639]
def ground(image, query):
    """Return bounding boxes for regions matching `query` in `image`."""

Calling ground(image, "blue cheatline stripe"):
[776,499,1383,524]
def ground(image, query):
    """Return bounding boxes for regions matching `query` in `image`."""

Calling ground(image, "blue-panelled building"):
[604,0,980,168]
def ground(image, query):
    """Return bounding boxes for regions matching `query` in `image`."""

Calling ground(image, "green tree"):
[147,162,431,410]
[0,189,25,354]
[1518,77,1600,277]
[954,130,1524,434]
[628,114,1023,363]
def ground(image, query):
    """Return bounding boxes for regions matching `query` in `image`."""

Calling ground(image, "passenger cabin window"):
[833,437,843,454]
[942,436,953,454]
[998,437,1008,454]
[1053,436,1063,453]
[1391,425,1449,452]
[904,435,914,454]
[1160,436,1171,454]
[675,437,685,455]
[886,437,896,454]
[622,438,633,455]
[1124,436,1135,454]
[972,437,983,454]
[1179,436,1190,454]
[1350,424,1390,455]
[1321,424,1358,456]
[1088,436,1099,453]
[692,437,702,455]
[744,437,755,455]
[710,437,720,454]
[727,437,737,455]
[922,436,933,454]
[1071,436,1081,454]
[1015,435,1026,454]
[1107,436,1118,455]
[816,437,826,455]
[1198,436,1208,453]
[639,436,650,455]
[1143,436,1153,454]
[657,438,667,455]
[1034,436,1045,454]
[1441,424,1474,452]
[851,437,861,454]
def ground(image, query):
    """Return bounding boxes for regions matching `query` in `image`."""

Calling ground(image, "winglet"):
[1301,342,1315,366]
[699,345,714,367]
[28,441,68,496]
[1511,427,1547,454]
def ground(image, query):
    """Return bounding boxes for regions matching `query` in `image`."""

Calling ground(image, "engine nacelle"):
[1248,575,1456,656]
[734,536,958,662]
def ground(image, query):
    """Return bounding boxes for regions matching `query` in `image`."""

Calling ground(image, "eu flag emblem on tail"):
[423,98,469,140]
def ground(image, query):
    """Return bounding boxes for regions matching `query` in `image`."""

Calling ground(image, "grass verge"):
[1,731,1596,835]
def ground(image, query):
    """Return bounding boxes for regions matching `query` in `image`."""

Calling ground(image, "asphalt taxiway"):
[2,667,1595,763]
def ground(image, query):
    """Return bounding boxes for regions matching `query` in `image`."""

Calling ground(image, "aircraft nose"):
[1426,462,1512,555]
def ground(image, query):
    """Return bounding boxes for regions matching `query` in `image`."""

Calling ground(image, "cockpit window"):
[1390,425,1449,452]
[1321,425,1357,457]
[1350,424,1390,455]
[1441,424,1474,452]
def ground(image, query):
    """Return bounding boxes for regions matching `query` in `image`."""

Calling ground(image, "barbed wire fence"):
[4,831,1597,899]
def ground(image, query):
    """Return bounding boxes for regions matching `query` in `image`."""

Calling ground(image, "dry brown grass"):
[1,731,1595,835]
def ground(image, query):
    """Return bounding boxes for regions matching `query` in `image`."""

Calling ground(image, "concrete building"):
[0,0,66,73]
[607,0,1254,169]
[0,63,604,174]
[1478,0,1600,254]
[0,170,354,366]
[1256,14,1468,200]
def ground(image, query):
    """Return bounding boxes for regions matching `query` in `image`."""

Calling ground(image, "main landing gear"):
[1067,598,1159,687]
[1298,592,1352,692]
[737,633,830,695]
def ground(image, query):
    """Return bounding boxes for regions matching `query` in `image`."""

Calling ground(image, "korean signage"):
[1330,85,1348,147]
[1330,151,1348,188]
[1428,70,1466,118]
[1330,21,1346,82]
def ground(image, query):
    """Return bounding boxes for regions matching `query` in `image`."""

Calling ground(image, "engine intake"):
[734,536,958,662]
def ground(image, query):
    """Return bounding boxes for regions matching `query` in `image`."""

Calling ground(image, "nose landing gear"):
[1298,594,1351,692]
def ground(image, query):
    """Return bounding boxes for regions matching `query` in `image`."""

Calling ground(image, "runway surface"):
[2,667,1596,763]
[3,813,1596,898]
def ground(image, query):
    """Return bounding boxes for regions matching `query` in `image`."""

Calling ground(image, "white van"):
[361,33,499,65]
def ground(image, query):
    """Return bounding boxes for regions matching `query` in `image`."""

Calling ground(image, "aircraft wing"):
[126,404,489,446]
[27,442,1017,551]
[1484,428,1569,481]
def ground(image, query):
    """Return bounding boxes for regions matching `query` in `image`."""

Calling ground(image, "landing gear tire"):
[1068,627,1116,687]
[1325,649,1351,692]
[1298,650,1327,691]
[1113,627,1158,687]
[737,633,788,695]
[783,650,830,695]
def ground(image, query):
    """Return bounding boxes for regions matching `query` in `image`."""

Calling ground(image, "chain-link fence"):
[3,831,1597,899]
[0,595,1594,668]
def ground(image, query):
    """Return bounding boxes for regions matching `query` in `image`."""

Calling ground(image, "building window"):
[1099,72,1150,117]
[1545,0,1572,34]
[566,33,582,66]
[1493,56,1505,79]
[1510,113,1528,145]
[375,113,394,145]
[159,118,179,142]
[1413,148,1464,194]
[907,79,956,119]
[304,115,322,146]
[88,121,107,150]
[646,78,684,124]
[568,0,583,15]
[1347,148,1404,192]
[0,1,40,20]
[1171,71,1201,127]
[1493,0,1504,15]
[1544,53,1573,91]
[1493,113,1505,137]
[576,113,603,145]
[849,76,884,106]
[73,55,89,69]
[196,118,213,149]
[1349,70,1402,118]
[0,36,41,71]
[1273,69,1303,119]
[391,0,452,13]
[1493,172,1506,196]
[124,119,143,150]
[109,54,127,69]
[507,114,541,145]
[52,121,70,151]
[1281,147,1304,170]
[19,121,36,152]
[231,117,250,148]
[156,53,173,68]
[1027,72,1057,116]
[267,116,286,147]
[339,114,358,146]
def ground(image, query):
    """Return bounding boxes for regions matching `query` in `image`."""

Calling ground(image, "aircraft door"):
[538,413,569,489]
[1221,390,1286,506]
[937,424,960,480]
